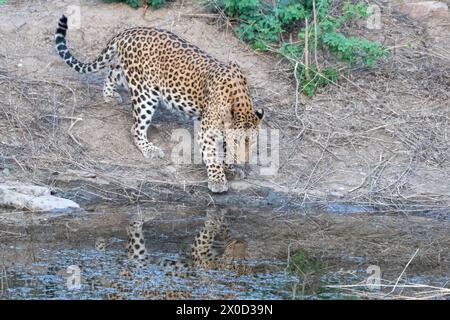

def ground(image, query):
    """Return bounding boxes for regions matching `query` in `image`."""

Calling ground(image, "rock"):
[0,183,50,197]
[0,183,80,213]
[26,195,80,213]
[399,1,448,19]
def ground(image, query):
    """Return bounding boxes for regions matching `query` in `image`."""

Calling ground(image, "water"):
[0,244,297,300]
[1,204,448,300]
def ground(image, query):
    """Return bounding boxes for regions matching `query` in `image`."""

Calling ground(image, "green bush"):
[207,0,389,96]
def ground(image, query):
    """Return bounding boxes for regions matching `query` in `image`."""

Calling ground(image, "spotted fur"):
[125,214,247,275]
[126,220,191,274]
[55,15,264,193]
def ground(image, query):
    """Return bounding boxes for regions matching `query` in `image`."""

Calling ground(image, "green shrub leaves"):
[209,0,389,95]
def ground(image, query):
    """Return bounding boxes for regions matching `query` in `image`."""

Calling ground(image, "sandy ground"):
[0,0,449,299]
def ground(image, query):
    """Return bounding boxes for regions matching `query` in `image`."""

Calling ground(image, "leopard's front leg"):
[198,119,228,193]
[223,141,246,180]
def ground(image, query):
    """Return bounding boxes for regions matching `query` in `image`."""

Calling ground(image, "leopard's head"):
[227,62,264,163]
[228,106,264,164]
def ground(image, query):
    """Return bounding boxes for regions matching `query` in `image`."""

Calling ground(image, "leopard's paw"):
[208,180,229,193]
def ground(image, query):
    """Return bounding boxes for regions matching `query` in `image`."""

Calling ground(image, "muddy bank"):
[51,170,450,218]
[3,167,447,217]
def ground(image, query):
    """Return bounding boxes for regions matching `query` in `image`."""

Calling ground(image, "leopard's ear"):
[255,108,264,120]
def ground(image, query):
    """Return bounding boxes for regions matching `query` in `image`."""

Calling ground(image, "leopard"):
[102,214,248,299]
[55,15,264,193]
[125,213,248,275]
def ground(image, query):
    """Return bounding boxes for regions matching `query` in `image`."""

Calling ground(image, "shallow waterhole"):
[1,204,448,300]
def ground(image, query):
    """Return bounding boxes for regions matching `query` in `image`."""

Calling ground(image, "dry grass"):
[326,248,449,299]
[328,281,450,300]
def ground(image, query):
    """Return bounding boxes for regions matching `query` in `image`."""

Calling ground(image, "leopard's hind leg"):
[126,74,164,159]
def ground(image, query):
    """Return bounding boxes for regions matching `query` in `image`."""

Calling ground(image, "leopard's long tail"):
[55,15,116,73]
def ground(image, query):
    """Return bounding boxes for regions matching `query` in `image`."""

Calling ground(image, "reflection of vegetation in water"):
[287,250,327,299]
[285,250,365,299]
[285,251,380,300]
[288,250,324,274]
